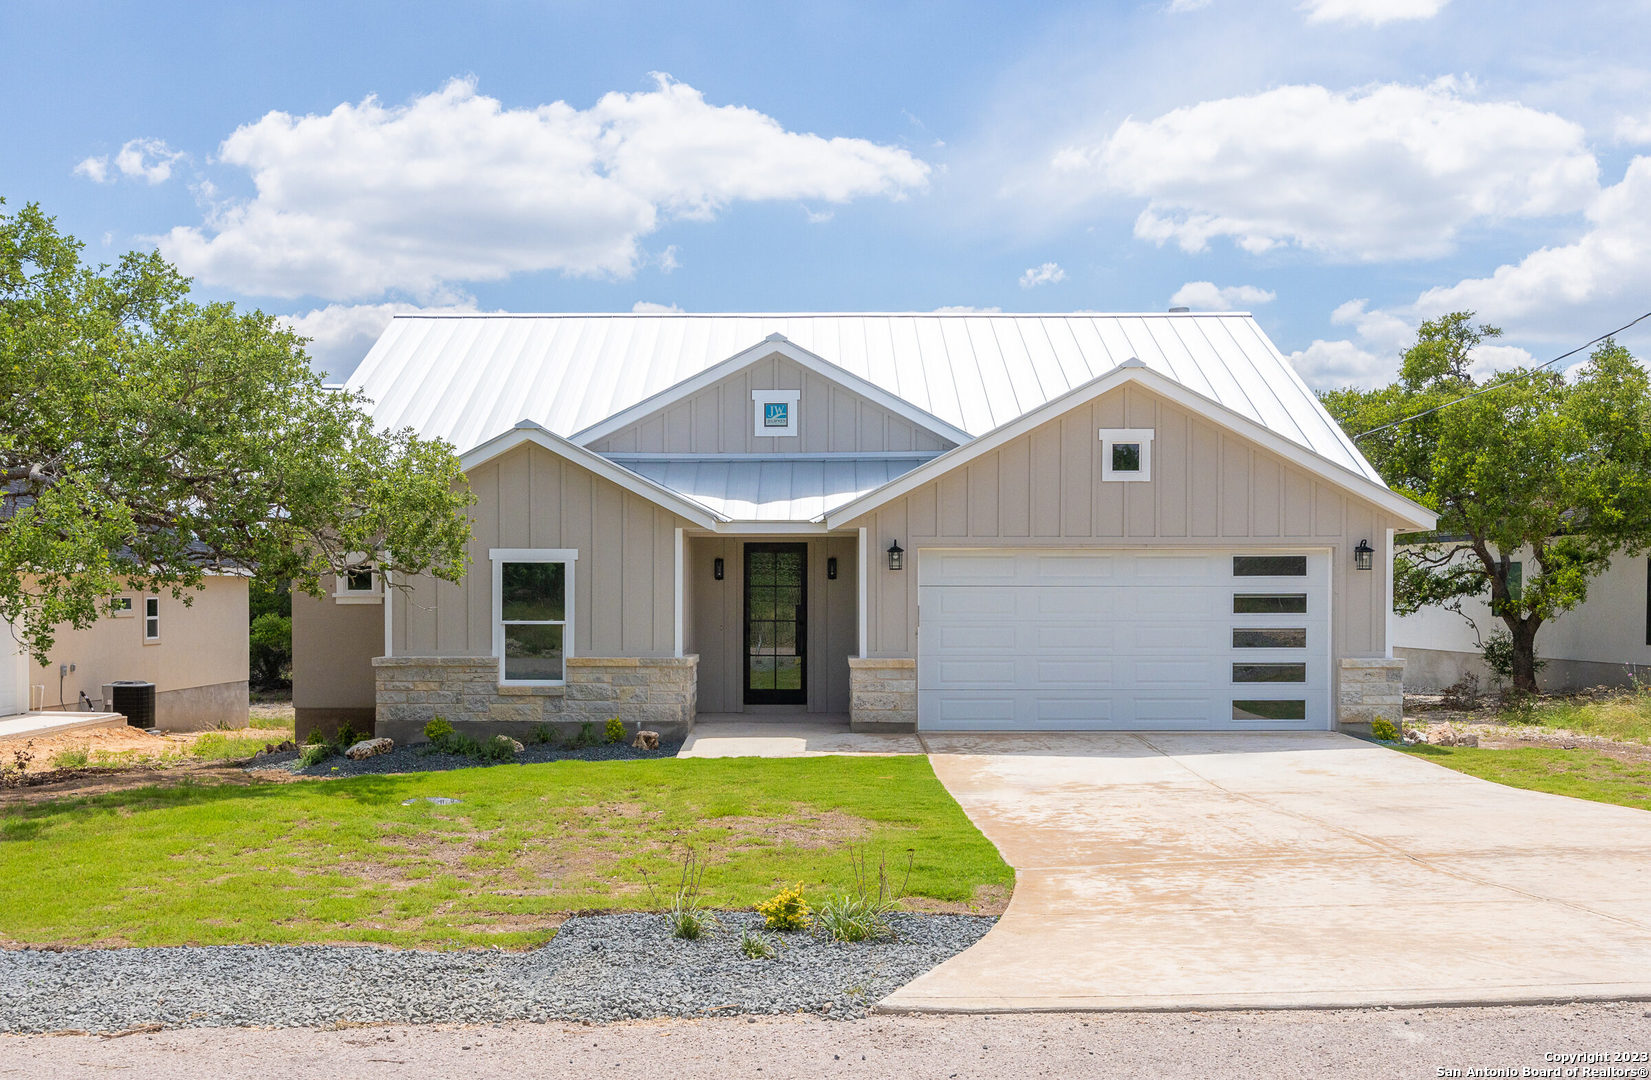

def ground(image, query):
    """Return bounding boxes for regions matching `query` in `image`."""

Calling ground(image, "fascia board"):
[458,423,726,529]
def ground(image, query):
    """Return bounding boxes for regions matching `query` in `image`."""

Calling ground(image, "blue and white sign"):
[764,401,789,427]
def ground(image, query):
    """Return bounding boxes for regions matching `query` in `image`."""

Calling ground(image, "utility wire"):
[1350,309,1651,442]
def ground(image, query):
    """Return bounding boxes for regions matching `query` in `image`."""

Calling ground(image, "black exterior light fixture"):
[887,540,905,572]
[1354,539,1374,572]
[714,557,725,581]
[827,556,838,580]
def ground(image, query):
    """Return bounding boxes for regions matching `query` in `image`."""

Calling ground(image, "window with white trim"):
[111,596,135,618]
[143,596,160,643]
[491,549,578,684]
[751,389,801,438]
[1098,428,1153,482]
[334,553,383,604]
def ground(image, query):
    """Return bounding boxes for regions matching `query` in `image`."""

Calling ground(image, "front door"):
[744,543,807,705]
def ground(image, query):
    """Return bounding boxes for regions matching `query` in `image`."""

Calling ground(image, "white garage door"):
[917,548,1331,731]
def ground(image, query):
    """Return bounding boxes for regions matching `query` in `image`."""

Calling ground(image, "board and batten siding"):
[585,353,956,455]
[842,384,1403,662]
[393,443,686,658]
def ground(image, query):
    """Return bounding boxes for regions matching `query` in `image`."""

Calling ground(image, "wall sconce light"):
[713,557,725,581]
[887,540,904,572]
[1353,539,1374,571]
[827,556,838,580]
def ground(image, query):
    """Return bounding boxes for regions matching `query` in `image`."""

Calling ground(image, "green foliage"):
[332,721,361,751]
[814,848,911,943]
[303,728,327,746]
[1321,314,1651,692]
[297,743,331,768]
[754,883,812,931]
[604,717,626,745]
[528,723,557,747]
[248,612,292,690]
[51,747,89,769]
[666,850,713,941]
[0,199,474,664]
[1401,744,1651,810]
[573,722,598,749]
[1369,718,1399,742]
[423,717,454,743]
[739,929,777,959]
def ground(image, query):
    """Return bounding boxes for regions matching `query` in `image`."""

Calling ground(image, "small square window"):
[752,389,800,438]
[334,554,383,604]
[1098,428,1153,482]
[111,596,135,618]
[345,568,375,592]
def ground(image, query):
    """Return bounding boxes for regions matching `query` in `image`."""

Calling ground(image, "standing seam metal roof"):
[344,312,1382,484]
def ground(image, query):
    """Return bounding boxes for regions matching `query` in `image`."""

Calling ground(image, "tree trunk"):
[1509,617,1542,694]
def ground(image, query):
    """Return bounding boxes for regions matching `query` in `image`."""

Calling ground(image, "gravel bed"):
[246,740,684,777]
[0,913,993,1032]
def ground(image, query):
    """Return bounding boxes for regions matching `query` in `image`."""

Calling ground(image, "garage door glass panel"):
[1233,593,1308,614]
[1233,699,1307,721]
[1233,628,1308,648]
[1233,663,1308,683]
[1233,555,1308,577]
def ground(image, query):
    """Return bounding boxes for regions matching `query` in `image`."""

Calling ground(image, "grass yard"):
[0,755,1011,950]
[1500,690,1651,745]
[1401,744,1651,811]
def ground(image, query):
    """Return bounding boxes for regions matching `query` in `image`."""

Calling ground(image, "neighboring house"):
[0,574,250,730]
[291,312,1434,744]
[1394,548,1651,691]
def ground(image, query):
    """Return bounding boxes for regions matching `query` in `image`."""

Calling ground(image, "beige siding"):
[33,575,250,720]
[292,580,382,712]
[685,535,858,714]
[393,443,687,658]
[587,354,956,455]
[845,384,1402,662]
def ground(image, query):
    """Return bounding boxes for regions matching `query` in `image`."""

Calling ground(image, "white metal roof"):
[345,312,1382,484]
[610,454,939,523]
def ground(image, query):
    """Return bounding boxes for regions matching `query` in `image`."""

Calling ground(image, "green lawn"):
[0,755,1010,950]
[1401,744,1651,811]
[1500,691,1651,745]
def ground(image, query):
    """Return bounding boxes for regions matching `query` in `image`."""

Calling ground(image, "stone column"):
[848,657,917,733]
[1337,657,1405,735]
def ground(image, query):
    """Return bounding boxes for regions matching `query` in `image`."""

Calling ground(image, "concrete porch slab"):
[882,731,1651,1012]
[677,716,925,758]
[0,711,129,743]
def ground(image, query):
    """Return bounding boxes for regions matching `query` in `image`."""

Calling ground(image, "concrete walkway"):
[0,711,127,743]
[883,731,1651,1012]
[677,717,923,758]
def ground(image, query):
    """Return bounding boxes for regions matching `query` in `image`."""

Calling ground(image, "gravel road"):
[5,1002,1647,1079]
[0,914,991,1032]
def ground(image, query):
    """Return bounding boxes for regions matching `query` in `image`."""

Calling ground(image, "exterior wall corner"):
[1336,656,1405,736]
[848,656,916,732]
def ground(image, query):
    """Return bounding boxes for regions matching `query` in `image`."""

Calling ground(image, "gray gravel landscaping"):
[245,739,685,778]
[0,913,993,1033]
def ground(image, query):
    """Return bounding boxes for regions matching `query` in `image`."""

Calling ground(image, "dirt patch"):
[900,883,1011,917]
[707,810,873,851]
[0,761,304,807]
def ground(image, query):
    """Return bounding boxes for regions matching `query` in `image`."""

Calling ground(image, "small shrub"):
[604,717,626,745]
[52,747,90,769]
[0,742,34,789]
[304,728,328,746]
[573,722,598,749]
[1369,718,1399,742]
[298,742,332,768]
[754,884,812,931]
[815,848,912,943]
[665,850,715,941]
[333,721,360,749]
[739,929,777,960]
[528,723,557,746]
[423,717,455,743]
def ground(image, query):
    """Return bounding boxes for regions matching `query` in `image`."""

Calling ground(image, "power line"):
[1350,309,1651,442]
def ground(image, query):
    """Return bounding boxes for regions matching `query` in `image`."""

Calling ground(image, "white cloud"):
[74,138,186,185]
[1019,262,1067,288]
[1051,79,1597,261]
[1166,0,1213,11]
[155,75,930,302]
[803,207,835,224]
[279,300,479,379]
[631,301,684,313]
[1616,113,1651,145]
[933,305,1003,313]
[1168,281,1275,311]
[1299,0,1449,25]
[1286,297,1532,389]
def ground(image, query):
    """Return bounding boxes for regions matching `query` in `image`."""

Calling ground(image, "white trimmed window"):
[334,554,383,604]
[1098,428,1154,482]
[143,596,160,643]
[491,548,578,685]
[751,389,801,438]
[111,596,135,618]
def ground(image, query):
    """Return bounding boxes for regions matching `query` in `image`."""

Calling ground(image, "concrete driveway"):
[883,732,1651,1012]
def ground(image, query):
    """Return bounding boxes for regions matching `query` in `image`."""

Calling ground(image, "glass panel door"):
[745,543,807,705]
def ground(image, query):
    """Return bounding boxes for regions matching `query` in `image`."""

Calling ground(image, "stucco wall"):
[392,442,689,659]
[586,352,955,455]
[31,575,250,727]
[292,575,383,717]
[843,383,1406,661]
[685,534,857,714]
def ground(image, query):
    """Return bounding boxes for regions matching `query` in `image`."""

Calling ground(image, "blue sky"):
[5,0,1650,382]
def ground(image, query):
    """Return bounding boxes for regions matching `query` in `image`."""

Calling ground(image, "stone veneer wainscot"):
[1337,657,1405,735]
[372,654,698,745]
[848,657,917,733]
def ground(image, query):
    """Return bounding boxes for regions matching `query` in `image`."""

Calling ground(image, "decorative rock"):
[631,730,660,750]
[345,738,394,760]
[495,736,526,753]
[257,740,298,757]
[1427,724,1479,748]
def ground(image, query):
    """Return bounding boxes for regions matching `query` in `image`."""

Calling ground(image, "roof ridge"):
[387,311,1255,319]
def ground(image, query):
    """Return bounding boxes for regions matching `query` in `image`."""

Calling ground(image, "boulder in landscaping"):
[346,737,395,760]
[631,729,660,750]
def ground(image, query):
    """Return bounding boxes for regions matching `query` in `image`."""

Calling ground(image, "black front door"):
[744,543,807,705]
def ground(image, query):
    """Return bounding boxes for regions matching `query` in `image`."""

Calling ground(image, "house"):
[1394,548,1651,691]
[291,312,1434,745]
[1,573,250,730]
